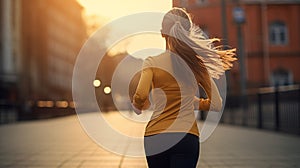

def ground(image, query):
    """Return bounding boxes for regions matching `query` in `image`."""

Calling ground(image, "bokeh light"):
[93,79,101,87]
[103,86,111,94]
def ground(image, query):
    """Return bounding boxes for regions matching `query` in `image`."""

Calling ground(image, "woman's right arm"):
[195,78,223,112]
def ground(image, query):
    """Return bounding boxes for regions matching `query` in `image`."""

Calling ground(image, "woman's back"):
[137,51,199,137]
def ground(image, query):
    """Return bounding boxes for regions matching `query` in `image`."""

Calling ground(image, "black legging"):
[144,133,199,168]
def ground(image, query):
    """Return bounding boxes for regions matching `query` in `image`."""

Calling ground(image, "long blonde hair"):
[162,7,237,98]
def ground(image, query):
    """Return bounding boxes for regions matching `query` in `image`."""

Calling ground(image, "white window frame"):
[269,21,288,46]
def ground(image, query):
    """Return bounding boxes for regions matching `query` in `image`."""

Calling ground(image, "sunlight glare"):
[77,0,171,58]
[77,0,172,21]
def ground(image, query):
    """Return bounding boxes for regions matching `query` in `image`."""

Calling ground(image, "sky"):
[77,0,172,21]
[77,0,172,58]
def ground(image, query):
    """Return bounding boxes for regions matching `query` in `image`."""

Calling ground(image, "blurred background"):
[0,0,299,135]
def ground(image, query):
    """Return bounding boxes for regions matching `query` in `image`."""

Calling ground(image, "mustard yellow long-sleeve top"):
[133,52,222,137]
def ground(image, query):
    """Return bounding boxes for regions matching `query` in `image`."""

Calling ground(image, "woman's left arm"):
[132,59,153,114]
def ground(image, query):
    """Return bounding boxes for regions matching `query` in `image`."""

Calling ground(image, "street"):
[0,111,300,168]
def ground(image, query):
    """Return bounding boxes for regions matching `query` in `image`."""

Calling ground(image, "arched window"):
[269,21,288,45]
[271,68,293,86]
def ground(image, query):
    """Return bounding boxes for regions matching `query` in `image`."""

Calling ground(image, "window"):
[196,0,208,6]
[271,68,293,86]
[269,21,288,45]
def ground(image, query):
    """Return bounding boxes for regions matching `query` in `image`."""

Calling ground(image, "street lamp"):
[93,79,101,88]
[233,6,246,96]
[103,86,111,95]
[233,4,247,126]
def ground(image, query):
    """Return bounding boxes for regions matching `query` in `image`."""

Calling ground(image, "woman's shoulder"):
[144,51,169,64]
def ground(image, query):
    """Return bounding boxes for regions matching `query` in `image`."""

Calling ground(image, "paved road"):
[0,111,300,168]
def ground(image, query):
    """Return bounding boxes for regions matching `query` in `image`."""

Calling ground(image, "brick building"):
[173,0,300,93]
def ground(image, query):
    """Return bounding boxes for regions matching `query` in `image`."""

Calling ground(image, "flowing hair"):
[162,8,237,98]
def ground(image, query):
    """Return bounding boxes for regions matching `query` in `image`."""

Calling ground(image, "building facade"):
[173,0,300,93]
[0,0,23,123]
[21,0,86,102]
[0,0,87,121]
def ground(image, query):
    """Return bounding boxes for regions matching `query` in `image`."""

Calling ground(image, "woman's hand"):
[131,103,142,115]
[142,98,151,110]
[131,98,151,115]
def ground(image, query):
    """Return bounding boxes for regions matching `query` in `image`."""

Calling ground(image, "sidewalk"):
[0,111,300,168]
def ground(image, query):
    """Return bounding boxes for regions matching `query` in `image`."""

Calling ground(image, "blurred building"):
[0,0,23,122]
[22,0,86,101]
[173,0,300,93]
[0,0,87,121]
